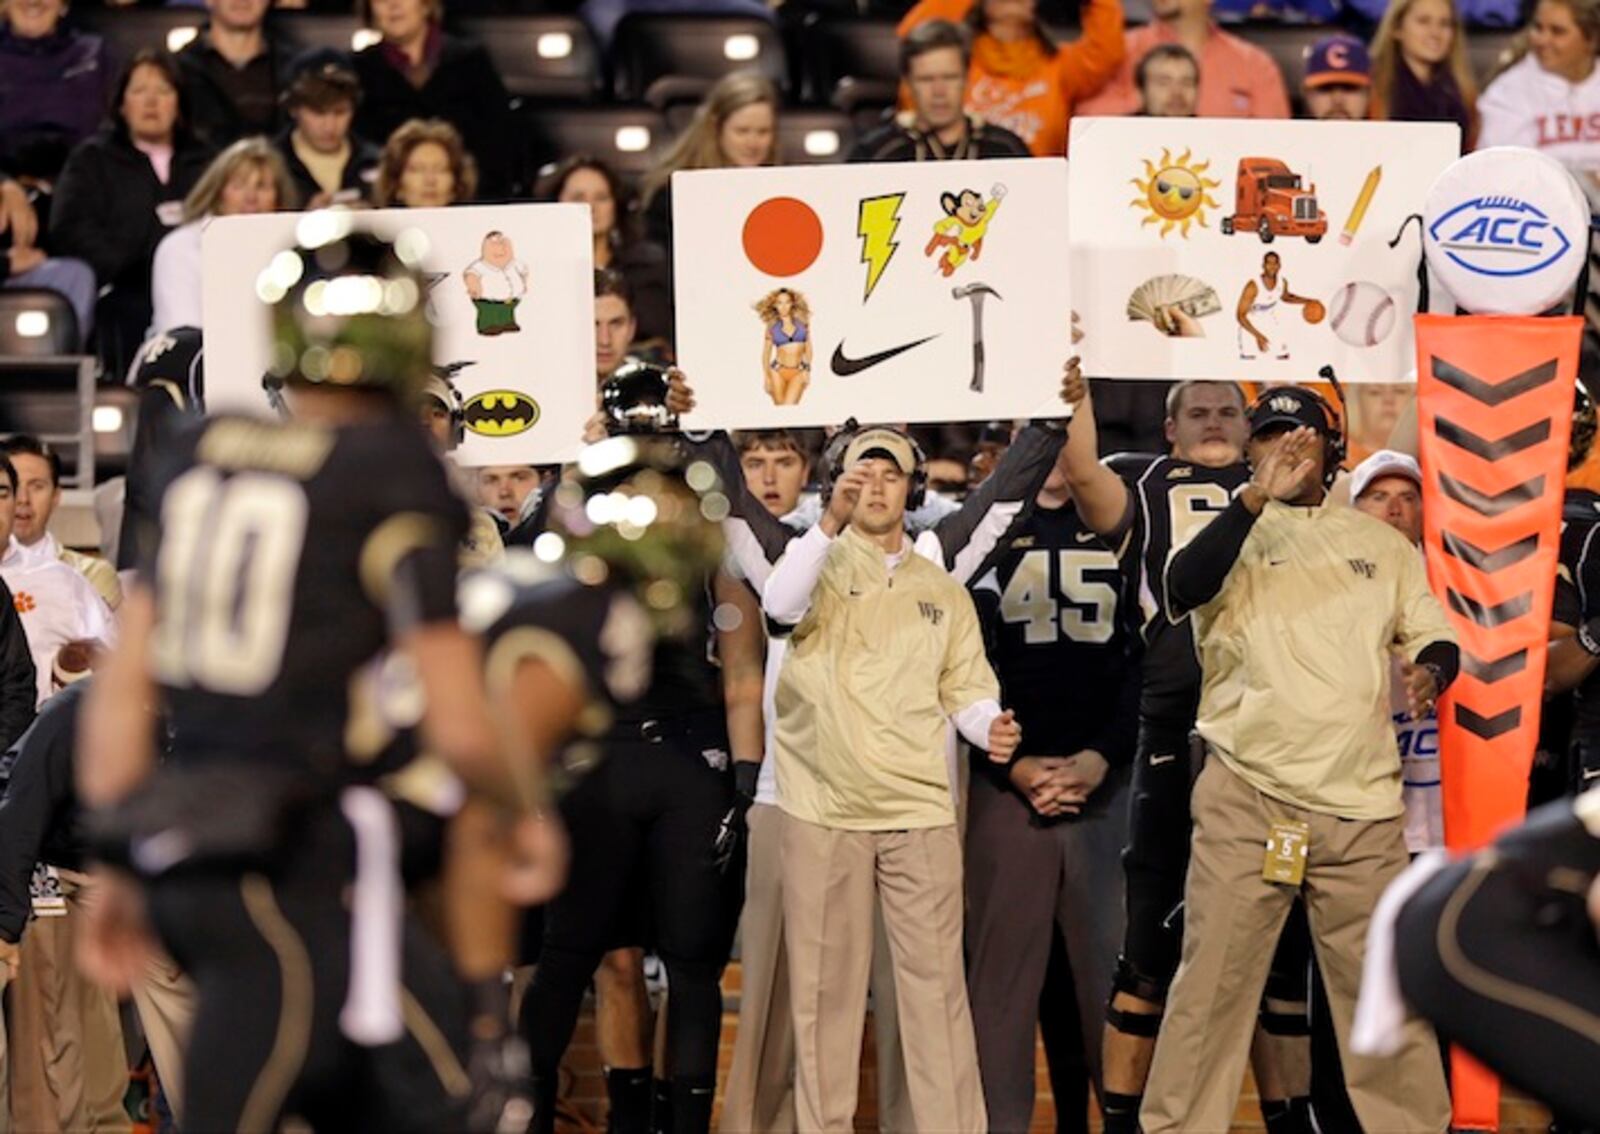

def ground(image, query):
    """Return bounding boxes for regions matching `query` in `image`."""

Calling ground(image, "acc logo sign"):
[1422,147,1590,315]
[463,389,540,437]
[1426,196,1570,279]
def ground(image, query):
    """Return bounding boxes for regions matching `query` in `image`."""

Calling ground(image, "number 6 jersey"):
[143,414,468,776]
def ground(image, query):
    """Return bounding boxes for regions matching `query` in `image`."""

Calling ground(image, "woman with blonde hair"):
[1369,0,1478,146]
[374,117,477,207]
[640,72,779,244]
[1479,0,1600,200]
[755,287,812,406]
[150,136,296,333]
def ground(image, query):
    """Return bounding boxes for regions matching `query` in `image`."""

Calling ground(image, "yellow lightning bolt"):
[857,193,905,301]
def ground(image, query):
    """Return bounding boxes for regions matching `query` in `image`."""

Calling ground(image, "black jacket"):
[0,682,79,944]
[351,35,512,197]
[175,29,296,149]
[0,578,35,754]
[273,127,382,206]
[48,125,214,294]
[847,113,1032,163]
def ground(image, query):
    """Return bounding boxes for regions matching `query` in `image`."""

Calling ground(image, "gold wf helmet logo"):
[464,390,540,437]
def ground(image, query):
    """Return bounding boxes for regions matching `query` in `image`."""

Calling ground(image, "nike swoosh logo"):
[1074,531,1098,544]
[1270,559,1287,566]
[1148,754,1177,766]
[831,335,939,376]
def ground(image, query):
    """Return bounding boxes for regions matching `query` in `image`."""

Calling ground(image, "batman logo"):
[464,390,540,437]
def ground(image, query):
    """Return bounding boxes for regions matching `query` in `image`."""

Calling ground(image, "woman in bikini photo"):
[755,287,813,406]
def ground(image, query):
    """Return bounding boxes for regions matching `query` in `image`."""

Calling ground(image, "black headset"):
[820,420,929,512]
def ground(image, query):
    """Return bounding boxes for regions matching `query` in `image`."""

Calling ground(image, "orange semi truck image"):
[1220,157,1327,244]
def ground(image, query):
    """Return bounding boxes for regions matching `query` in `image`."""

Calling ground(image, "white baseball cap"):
[1351,448,1422,501]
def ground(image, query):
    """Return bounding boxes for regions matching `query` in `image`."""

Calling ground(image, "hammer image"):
[953,282,1002,392]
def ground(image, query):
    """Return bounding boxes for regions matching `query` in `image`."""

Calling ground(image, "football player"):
[78,223,516,1133]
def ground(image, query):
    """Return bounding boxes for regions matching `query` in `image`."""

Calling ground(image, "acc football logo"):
[1426,195,1572,279]
[463,389,539,437]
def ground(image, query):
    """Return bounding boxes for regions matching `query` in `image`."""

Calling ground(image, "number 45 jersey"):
[972,500,1137,761]
[143,414,468,775]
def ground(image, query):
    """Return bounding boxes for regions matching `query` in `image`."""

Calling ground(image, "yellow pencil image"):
[1341,165,1382,246]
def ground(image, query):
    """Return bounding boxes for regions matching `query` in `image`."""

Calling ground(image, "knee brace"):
[1106,956,1167,1037]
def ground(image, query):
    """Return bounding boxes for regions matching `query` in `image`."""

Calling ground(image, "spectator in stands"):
[373,117,475,207]
[2,437,119,612]
[151,138,295,334]
[897,0,1124,157]
[352,0,513,198]
[1478,0,1600,201]
[0,171,96,343]
[1137,43,1199,115]
[1345,381,1414,467]
[594,267,637,382]
[640,72,778,245]
[275,52,382,208]
[1075,0,1290,119]
[1369,0,1477,144]
[476,465,543,527]
[175,0,292,149]
[0,0,111,184]
[850,20,1030,161]
[536,156,670,344]
[1301,34,1372,120]
[50,51,214,375]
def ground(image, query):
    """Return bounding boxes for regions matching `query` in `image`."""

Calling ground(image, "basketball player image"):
[925,183,1007,277]
[755,287,813,406]
[1236,251,1313,360]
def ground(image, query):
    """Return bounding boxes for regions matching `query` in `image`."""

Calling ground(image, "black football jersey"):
[1552,489,1600,760]
[146,413,467,777]
[972,501,1132,758]
[461,564,655,736]
[1124,456,1251,725]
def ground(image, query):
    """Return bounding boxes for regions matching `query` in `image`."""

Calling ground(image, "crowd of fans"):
[0,0,1598,1133]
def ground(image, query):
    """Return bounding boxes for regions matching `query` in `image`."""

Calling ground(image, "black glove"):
[712,761,761,875]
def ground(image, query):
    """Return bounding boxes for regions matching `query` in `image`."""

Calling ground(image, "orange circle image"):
[742,197,824,278]
[1303,300,1326,324]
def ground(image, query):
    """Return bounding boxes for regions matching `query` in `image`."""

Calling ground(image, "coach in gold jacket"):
[1141,388,1457,1134]
[762,427,1021,1134]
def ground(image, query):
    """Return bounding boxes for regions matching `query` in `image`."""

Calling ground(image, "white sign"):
[202,205,596,465]
[672,159,1071,429]
[1423,146,1591,315]
[1069,118,1460,383]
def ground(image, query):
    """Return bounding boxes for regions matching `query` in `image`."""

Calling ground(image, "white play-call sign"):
[671,159,1072,429]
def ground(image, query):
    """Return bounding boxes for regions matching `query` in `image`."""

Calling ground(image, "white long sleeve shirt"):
[1479,55,1600,186]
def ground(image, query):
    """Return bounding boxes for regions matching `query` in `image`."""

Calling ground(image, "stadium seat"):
[76,7,206,64]
[776,109,856,163]
[456,15,604,101]
[0,289,80,359]
[519,105,668,184]
[799,15,898,106]
[278,13,367,57]
[611,14,789,104]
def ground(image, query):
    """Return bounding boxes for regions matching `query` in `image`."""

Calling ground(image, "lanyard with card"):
[1263,819,1309,886]
[29,863,67,918]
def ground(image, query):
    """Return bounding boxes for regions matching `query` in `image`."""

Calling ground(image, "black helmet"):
[601,361,677,435]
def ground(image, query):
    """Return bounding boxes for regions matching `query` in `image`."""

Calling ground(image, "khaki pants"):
[720,804,913,1134]
[780,813,985,1134]
[128,950,196,1124]
[7,874,130,1134]
[1142,760,1450,1134]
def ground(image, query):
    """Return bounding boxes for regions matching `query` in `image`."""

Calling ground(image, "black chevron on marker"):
[1439,530,1539,573]
[1455,704,1522,740]
[1438,472,1543,517]
[1431,357,1558,406]
[1447,588,1532,628]
[1434,416,1551,461]
[1460,648,1528,684]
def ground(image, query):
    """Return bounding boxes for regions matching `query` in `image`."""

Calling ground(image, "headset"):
[1247,366,1347,488]
[819,419,929,512]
